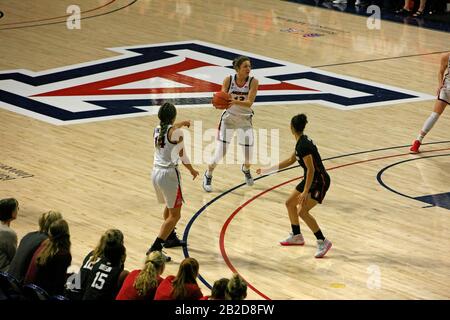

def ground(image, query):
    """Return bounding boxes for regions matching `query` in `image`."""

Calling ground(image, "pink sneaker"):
[410,140,421,154]
[315,239,332,258]
[280,233,305,246]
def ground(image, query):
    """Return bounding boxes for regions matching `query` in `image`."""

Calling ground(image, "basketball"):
[212,91,231,109]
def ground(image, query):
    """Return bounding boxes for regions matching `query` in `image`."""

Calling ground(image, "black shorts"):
[296,173,330,204]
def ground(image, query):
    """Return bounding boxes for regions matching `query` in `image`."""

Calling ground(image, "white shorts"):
[217,110,254,146]
[438,80,450,104]
[152,167,183,209]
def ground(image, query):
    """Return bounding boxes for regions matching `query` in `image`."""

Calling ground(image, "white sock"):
[418,112,440,141]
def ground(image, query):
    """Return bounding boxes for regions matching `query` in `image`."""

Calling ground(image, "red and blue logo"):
[0,40,433,125]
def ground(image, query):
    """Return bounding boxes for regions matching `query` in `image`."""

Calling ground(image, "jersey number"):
[91,272,108,290]
[155,136,166,148]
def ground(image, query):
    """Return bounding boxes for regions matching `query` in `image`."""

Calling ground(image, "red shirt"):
[23,241,72,296]
[154,275,203,300]
[115,269,163,300]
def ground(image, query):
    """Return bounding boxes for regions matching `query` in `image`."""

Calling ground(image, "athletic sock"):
[291,224,301,235]
[314,229,325,241]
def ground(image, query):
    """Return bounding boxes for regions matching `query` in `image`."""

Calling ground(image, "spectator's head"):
[134,251,166,297]
[103,240,126,266]
[92,229,124,262]
[172,258,199,299]
[210,278,229,300]
[0,198,19,225]
[226,273,247,300]
[291,114,308,135]
[37,219,71,266]
[38,211,63,234]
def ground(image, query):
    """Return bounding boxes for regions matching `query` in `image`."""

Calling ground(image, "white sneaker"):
[280,233,305,246]
[241,165,254,186]
[333,0,347,3]
[315,239,332,258]
[203,171,212,192]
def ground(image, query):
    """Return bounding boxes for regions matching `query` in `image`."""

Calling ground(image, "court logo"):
[0,40,433,125]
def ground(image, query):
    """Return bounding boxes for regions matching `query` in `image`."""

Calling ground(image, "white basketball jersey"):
[153,125,180,168]
[227,75,254,116]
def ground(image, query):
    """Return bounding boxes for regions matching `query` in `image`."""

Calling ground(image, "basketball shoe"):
[241,165,254,186]
[203,171,213,192]
[280,233,305,246]
[164,228,187,248]
[315,239,332,258]
[410,140,421,154]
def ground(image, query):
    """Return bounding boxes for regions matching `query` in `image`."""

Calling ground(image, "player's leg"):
[280,189,305,246]
[410,99,447,153]
[204,112,233,192]
[298,195,332,258]
[238,125,254,186]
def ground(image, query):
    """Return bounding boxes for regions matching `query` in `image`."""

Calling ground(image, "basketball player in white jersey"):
[203,56,259,192]
[410,52,450,153]
[147,102,199,260]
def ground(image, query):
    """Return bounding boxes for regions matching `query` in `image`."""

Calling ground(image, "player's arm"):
[231,78,259,108]
[221,76,231,93]
[172,120,191,129]
[256,152,296,175]
[169,127,199,180]
[301,154,315,195]
[177,135,199,180]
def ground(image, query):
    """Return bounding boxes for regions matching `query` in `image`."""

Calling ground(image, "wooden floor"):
[1,0,449,299]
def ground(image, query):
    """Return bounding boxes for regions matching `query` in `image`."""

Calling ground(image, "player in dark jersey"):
[257,114,332,258]
[82,240,127,300]
[65,229,124,300]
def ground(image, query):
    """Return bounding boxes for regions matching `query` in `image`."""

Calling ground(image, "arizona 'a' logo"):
[0,40,433,125]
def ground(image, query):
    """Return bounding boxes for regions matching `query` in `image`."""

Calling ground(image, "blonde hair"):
[172,258,199,300]
[36,219,70,267]
[91,229,124,263]
[226,273,247,300]
[133,251,166,296]
[38,211,63,234]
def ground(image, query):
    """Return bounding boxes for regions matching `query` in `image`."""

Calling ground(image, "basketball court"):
[1,0,449,300]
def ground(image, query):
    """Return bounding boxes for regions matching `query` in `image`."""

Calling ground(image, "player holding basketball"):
[410,52,450,153]
[257,114,332,258]
[203,56,259,192]
[147,102,199,260]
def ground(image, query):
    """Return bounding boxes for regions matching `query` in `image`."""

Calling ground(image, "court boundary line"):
[182,141,450,298]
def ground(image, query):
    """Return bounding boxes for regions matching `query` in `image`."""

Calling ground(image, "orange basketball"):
[212,91,231,109]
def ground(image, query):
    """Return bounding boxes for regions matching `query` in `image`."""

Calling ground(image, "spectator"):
[8,211,62,282]
[116,251,166,300]
[154,257,202,300]
[24,219,71,296]
[82,235,128,300]
[0,198,19,272]
[200,278,229,300]
[225,274,247,300]
[65,229,124,300]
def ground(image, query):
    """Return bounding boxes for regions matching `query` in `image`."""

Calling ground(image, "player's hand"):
[298,192,308,206]
[190,169,199,180]
[226,98,233,108]
[256,168,267,175]
[182,120,191,128]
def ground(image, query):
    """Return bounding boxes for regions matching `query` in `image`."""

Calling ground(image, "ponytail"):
[134,251,166,296]
[157,102,177,148]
